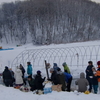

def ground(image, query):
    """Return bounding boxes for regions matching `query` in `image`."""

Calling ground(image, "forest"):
[0,0,100,45]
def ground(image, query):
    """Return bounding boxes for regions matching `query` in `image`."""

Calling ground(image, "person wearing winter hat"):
[53,63,60,72]
[33,70,45,90]
[2,66,13,87]
[27,76,35,91]
[95,61,100,93]
[49,68,59,85]
[97,61,100,67]
[37,70,41,74]
[50,68,54,72]
[56,68,66,91]
[62,62,70,74]
[27,62,33,77]
[85,61,94,92]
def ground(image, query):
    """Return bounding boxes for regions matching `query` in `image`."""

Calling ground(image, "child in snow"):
[75,72,89,92]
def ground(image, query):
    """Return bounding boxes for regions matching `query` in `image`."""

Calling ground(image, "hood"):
[53,63,57,67]
[62,62,67,67]
[80,72,85,79]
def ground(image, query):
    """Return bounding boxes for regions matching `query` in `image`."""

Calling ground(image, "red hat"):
[97,61,100,65]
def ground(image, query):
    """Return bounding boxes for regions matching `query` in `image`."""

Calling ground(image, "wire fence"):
[11,45,100,69]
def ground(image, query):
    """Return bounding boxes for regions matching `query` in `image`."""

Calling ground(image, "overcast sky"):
[0,0,100,5]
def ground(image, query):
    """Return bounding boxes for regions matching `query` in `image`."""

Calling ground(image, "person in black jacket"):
[85,61,94,92]
[2,66,13,87]
[27,76,35,91]
[34,70,45,90]
[19,64,25,78]
[57,68,66,91]
[49,68,60,85]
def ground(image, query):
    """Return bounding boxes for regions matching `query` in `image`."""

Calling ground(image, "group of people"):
[2,61,72,92]
[75,61,100,94]
[48,62,72,92]
[1,61,100,94]
[2,62,32,88]
[85,61,100,94]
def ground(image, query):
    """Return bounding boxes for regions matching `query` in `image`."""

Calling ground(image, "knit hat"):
[53,63,57,67]
[88,61,93,64]
[97,61,100,65]
[5,66,8,69]
[50,68,54,72]
[62,62,66,66]
[37,70,41,74]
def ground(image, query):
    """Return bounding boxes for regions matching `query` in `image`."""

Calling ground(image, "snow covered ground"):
[0,84,100,100]
[0,40,100,99]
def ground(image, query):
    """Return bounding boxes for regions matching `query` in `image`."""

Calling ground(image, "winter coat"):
[85,65,94,80]
[75,72,89,92]
[57,71,66,91]
[3,68,12,80]
[28,78,34,88]
[20,67,25,78]
[34,74,45,90]
[64,72,72,83]
[27,64,32,75]
[63,64,70,74]
[51,71,60,85]
[14,69,23,85]
[95,67,100,82]
[92,75,98,85]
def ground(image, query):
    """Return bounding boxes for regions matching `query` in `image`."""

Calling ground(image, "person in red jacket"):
[95,61,100,94]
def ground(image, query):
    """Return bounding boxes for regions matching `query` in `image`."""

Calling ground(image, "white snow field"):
[0,40,100,100]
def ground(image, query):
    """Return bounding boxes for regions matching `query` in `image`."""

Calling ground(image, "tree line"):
[0,0,100,45]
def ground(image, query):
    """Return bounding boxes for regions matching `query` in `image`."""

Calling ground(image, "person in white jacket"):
[14,67,23,87]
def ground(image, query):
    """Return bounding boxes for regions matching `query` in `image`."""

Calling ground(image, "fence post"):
[45,60,49,79]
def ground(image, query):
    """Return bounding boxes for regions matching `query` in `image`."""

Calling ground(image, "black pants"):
[87,77,93,92]
[4,79,13,87]
[67,77,72,92]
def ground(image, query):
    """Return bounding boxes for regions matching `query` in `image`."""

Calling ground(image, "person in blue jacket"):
[27,62,33,77]
[64,70,72,92]
[53,63,60,72]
